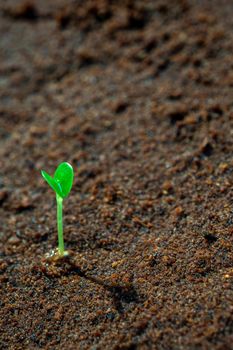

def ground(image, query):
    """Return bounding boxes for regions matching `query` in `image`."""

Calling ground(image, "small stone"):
[172,206,184,217]
[162,180,173,194]
[8,235,21,245]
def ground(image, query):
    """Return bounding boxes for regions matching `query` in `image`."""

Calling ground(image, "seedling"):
[41,162,74,257]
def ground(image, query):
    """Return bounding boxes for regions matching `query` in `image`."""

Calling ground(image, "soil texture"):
[0,0,233,349]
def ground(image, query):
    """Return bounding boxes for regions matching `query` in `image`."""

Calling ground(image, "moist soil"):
[0,1,233,349]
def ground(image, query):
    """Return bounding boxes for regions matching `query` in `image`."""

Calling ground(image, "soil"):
[0,0,233,349]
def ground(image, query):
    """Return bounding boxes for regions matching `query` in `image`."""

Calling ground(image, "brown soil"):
[0,0,233,349]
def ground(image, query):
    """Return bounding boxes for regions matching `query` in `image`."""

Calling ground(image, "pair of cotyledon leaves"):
[41,162,74,199]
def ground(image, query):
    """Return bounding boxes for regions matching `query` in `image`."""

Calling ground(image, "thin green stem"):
[56,194,64,256]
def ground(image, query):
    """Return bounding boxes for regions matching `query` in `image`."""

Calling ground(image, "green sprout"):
[41,162,74,257]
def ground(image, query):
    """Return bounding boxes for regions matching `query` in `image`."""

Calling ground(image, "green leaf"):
[54,162,74,198]
[41,170,64,198]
